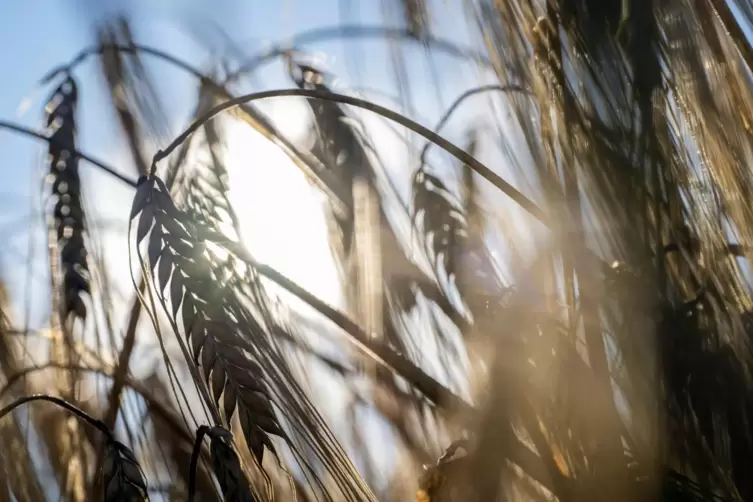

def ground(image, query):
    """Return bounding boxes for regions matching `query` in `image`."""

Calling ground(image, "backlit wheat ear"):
[132,176,378,501]
[131,177,285,464]
[46,76,90,322]
[101,439,149,501]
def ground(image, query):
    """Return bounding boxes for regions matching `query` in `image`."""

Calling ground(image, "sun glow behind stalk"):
[221,106,399,484]
[223,112,342,308]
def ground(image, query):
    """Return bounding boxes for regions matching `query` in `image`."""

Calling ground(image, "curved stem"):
[0,394,111,437]
[42,43,206,85]
[151,88,550,226]
[188,425,210,502]
[418,84,531,167]
[0,362,195,446]
[224,24,493,82]
[46,30,489,88]
[0,120,136,188]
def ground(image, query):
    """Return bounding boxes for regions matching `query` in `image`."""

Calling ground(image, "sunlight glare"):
[223,114,343,309]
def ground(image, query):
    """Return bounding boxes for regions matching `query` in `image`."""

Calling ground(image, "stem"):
[0,363,195,446]
[45,29,489,89]
[188,425,210,502]
[0,120,136,187]
[42,44,207,86]
[224,24,493,82]
[151,88,550,226]
[0,395,111,437]
[102,285,144,432]
[418,84,530,167]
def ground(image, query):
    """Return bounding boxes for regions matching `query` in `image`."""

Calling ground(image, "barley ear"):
[101,439,149,501]
[46,75,91,323]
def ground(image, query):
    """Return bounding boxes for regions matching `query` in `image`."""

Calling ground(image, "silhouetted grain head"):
[134,178,283,465]
[181,82,239,237]
[131,175,377,501]
[411,132,504,325]
[101,439,148,501]
[289,60,440,353]
[290,61,362,257]
[410,168,465,282]
[45,76,91,323]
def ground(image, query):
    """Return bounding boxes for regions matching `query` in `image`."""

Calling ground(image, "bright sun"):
[222,113,343,309]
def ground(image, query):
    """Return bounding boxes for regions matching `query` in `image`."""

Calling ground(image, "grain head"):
[46,76,91,322]
[101,439,148,502]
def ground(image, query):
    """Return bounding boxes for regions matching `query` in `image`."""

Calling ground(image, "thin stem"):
[46,30,488,89]
[151,88,550,226]
[42,44,206,86]
[188,425,210,502]
[218,234,469,410]
[0,395,111,438]
[418,84,530,167]
[0,363,195,446]
[224,24,493,82]
[0,120,136,187]
[102,285,144,431]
